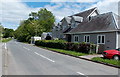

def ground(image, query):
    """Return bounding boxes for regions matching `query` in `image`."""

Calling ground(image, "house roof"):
[72,7,99,18]
[60,7,98,26]
[42,32,52,36]
[63,27,73,33]
[66,12,118,34]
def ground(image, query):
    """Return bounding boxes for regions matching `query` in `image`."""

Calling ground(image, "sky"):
[0,0,119,30]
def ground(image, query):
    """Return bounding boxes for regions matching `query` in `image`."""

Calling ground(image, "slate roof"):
[66,12,118,34]
[72,7,99,18]
[60,7,98,25]
[63,27,73,33]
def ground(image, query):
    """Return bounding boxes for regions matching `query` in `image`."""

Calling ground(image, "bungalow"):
[41,32,52,40]
[52,7,120,52]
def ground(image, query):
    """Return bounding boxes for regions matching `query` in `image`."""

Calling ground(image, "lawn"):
[91,57,120,66]
[1,38,12,42]
[40,46,88,56]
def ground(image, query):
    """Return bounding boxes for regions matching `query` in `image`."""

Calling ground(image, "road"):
[0,43,2,77]
[2,40,119,76]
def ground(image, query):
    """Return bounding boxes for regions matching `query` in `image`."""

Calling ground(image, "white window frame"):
[97,35,105,44]
[84,35,90,43]
[74,35,79,42]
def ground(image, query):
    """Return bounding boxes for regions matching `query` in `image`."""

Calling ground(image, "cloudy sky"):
[0,0,119,29]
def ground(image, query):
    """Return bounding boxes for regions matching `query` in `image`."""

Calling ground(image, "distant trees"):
[14,8,55,42]
[0,24,4,40]
[0,25,3,34]
[3,28,14,38]
[0,23,14,39]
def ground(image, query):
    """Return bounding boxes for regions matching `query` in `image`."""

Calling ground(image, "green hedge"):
[35,40,96,53]
[2,38,12,42]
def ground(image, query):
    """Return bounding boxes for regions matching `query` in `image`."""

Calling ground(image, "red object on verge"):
[102,48,120,60]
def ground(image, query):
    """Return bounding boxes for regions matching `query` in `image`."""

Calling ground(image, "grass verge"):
[91,57,120,66]
[39,46,88,56]
[36,46,120,67]
[1,38,12,42]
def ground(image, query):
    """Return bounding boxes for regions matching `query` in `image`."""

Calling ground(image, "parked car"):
[102,48,120,60]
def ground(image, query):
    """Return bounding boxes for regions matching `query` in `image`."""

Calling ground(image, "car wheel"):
[113,55,119,60]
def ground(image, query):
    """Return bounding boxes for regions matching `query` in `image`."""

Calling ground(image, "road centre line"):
[34,52,55,63]
[77,72,88,77]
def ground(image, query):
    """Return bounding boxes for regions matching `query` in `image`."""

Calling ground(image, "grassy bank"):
[1,38,12,42]
[91,57,120,66]
[39,46,88,56]
[35,44,120,67]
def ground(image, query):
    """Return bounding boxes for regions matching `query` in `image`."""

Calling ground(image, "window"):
[74,35,79,42]
[97,35,105,44]
[89,16,92,21]
[84,35,90,43]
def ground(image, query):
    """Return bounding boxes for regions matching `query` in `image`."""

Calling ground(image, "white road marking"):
[23,47,30,51]
[34,52,55,63]
[4,43,7,49]
[77,72,88,77]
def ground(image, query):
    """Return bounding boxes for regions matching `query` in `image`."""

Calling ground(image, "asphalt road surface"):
[2,40,119,76]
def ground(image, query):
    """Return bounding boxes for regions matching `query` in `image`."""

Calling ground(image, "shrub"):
[35,40,96,53]
[35,40,66,49]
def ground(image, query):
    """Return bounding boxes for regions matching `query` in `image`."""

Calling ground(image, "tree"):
[3,28,14,38]
[29,8,55,33]
[0,24,4,40]
[14,8,55,42]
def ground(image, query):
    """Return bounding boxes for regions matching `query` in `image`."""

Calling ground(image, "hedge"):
[35,40,96,53]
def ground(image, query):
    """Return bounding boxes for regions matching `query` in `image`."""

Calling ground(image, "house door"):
[67,35,71,42]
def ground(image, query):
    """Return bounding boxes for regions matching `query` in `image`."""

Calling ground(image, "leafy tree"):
[0,25,3,34]
[3,28,14,38]
[0,24,4,40]
[29,8,55,33]
[14,8,55,42]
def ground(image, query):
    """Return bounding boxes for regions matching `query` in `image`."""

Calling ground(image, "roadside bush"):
[35,40,66,49]
[35,40,96,53]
